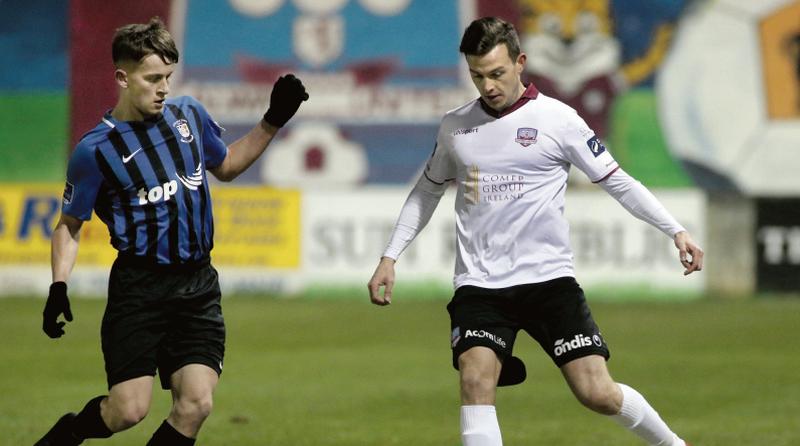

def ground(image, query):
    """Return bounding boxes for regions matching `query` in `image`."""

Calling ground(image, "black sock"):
[72,395,113,439]
[147,420,196,446]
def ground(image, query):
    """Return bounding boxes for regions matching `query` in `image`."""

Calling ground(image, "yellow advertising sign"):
[0,184,300,269]
[760,1,800,119]
[0,184,115,266]
[210,186,301,268]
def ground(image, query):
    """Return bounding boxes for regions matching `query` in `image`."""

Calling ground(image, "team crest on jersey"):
[173,119,194,143]
[515,127,538,147]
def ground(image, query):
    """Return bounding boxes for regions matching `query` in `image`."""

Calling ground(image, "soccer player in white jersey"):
[367,17,701,446]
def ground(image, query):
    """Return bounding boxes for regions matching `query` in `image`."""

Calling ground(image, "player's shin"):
[610,383,686,446]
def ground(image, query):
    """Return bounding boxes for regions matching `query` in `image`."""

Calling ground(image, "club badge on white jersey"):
[515,127,538,147]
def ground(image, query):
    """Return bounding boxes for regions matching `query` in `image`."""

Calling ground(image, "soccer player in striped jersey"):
[368,17,700,446]
[36,17,307,446]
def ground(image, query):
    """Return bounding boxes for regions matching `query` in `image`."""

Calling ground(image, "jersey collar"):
[478,83,539,119]
[102,110,164,134]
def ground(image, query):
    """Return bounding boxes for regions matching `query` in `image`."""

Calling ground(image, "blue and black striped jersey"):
[62,96,228,264]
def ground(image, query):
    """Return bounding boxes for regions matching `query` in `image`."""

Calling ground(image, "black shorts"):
[101,256,225,390]
[447,277,609,371]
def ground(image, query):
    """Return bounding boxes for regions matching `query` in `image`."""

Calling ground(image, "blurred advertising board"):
[211,187,301,268]
[1,184,705,297]
[756,198,800,292]
[0,184,300,295]
[0,184,116,267]
[301,187,707,294]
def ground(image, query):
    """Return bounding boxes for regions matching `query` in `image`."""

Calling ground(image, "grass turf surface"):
[2,295,799,445]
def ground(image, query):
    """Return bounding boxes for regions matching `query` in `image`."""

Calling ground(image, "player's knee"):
[460,369,496,404]
[112,401,149,430]
[174,394,214,423]
[575,384,621,415]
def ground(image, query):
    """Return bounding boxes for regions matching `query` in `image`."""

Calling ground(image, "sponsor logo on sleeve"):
[62,182,74,205]
[586,136,607,157]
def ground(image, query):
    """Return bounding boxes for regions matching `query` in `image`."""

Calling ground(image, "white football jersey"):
[426,87,618,289]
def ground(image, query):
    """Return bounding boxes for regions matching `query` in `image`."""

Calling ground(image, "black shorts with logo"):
[102,255,225,390]
[447,277,609,374]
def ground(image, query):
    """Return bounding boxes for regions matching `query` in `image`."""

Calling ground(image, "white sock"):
[460,405,503,446]
[611,383,685,446]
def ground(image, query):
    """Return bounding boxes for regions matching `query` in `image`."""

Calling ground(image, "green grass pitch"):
[3,294,799,445]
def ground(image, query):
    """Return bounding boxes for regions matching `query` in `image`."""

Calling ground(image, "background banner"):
[4,0,799,296]
[0,184,299,269]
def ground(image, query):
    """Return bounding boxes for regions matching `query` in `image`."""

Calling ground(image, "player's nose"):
[158,78,170,95]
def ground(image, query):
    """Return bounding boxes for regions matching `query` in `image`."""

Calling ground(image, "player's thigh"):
[169,363,219,404]
[158,265,225,390]
[106,375,155,417]
[448,286,518,367]
[102,263,168,389]
[458,345,503,380]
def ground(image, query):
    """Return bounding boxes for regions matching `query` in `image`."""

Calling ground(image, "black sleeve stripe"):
[422,141,455,185]
[423,170,448,185]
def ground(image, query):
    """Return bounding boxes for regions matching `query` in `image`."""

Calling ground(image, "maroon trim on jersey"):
[593,166,620,183]
[479,83,539,118]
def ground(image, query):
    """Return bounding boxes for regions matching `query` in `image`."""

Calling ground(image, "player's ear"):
[114,69,129,89]
[516,52,527,74]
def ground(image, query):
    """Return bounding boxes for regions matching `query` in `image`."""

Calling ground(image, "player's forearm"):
[383,179,446,260]
[599,169,685,237]
[51,218,81,283]
[217,120,279,181]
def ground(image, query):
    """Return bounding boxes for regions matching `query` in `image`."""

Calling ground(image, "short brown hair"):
[112,17,179,66]
[459,17,521,60]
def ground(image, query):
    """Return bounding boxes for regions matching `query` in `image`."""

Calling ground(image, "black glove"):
[263,74,309,128]
[43,282,73,338]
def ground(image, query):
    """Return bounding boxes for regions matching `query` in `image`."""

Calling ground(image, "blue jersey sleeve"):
[190,98,228,169]
[61,141,104,221]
